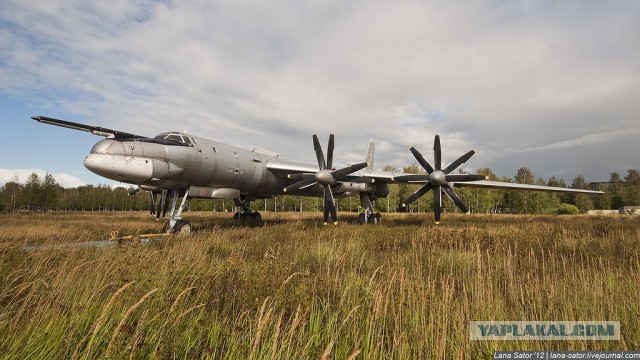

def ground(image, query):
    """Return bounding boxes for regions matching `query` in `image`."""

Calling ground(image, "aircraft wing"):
[266,160,404,183]
[31,116,146,139]
[265,159,321,174]
[451,180,603,194]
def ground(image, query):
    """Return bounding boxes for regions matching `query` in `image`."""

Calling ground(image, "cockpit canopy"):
[154,132,193,146]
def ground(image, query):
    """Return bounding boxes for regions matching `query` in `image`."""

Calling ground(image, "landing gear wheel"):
[371,213,382,224]
[175,220,192,235]
[366,213,375,224]
[232,211,262,223]
[162,220,192,234]
[359,212,382,224]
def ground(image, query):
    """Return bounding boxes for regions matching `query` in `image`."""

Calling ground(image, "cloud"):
[520,128,640,152]
[0,169,88,188]
[1,0,639,180]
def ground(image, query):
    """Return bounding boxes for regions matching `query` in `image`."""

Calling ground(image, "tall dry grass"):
[0,211,638,358]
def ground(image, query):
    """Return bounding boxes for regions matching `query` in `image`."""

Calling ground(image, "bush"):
[557,203,580,215]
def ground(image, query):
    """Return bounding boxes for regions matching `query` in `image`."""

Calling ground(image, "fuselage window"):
[161,133,193,147]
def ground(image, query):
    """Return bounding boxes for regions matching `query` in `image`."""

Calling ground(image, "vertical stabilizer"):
[365,139,375,169]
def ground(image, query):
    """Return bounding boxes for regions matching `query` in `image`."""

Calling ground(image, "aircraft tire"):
[175,220,192,235]
[374,213,382,224]
[251,212,262,222]
[357,213,366,224]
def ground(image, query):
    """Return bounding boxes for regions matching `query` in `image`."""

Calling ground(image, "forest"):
[1,166,638,214]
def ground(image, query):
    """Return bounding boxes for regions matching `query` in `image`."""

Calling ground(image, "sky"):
[1,0,639,188]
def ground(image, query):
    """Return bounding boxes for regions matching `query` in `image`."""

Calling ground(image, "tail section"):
[365,139,375,169]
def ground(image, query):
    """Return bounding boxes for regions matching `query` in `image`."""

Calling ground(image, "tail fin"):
[365,139,375,169]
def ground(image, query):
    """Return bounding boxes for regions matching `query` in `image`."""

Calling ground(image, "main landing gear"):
[150,188,192,234]
[232,198,262,222]
[358,192,382,224]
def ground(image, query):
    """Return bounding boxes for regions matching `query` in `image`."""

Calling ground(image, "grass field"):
[0,211,639,359]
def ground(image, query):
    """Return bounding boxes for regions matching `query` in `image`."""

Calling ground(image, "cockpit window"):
[154,132,193,146]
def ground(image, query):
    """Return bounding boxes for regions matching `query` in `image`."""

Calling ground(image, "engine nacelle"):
[332,182,390,199]
[370,183,389,200]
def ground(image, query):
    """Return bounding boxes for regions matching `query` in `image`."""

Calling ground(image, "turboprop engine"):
[331,182,389,199]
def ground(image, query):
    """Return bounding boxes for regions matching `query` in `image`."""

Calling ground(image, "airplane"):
[30,116,603,233]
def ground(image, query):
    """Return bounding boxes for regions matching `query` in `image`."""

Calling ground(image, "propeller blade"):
[442,184,469,213]
[443,150,475,174]
[433,186,442,223]
[445,174,486,182]
[327,134,334,169]
[313,134,326,169]
[434,134,441,171]
[409,147,435,174]
[323,185,338,224]
[401,183,434,207]
[284,178,317,193]
[330,162,369,180]
[394,174,430,182]
[287,173,315,181]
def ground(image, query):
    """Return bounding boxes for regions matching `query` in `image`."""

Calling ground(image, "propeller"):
[397,134,487,223]
[284,134,368,225]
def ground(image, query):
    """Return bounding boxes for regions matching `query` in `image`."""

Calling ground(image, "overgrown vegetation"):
[1,212,638,358]
[557,203,580,215]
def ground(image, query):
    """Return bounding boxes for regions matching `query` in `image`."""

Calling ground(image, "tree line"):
[1,167,638,214]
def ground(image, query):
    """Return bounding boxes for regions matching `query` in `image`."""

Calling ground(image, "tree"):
[1,176,21,212]
[609,172,625,209]
[515,167,535,185]
[571,175,594,212]
[21,173,41,211]
[41,173,61,211]
[510,167,535,213]
[466,168,505,213]
[623,169,640,206]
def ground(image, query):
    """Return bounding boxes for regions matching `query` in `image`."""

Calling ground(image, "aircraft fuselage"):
[83,134,358,199]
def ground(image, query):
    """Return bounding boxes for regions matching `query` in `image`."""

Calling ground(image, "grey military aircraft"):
[31,116,602,233]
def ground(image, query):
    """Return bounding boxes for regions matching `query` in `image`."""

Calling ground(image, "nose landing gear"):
[155,188,192,234]
[357,192,382,224]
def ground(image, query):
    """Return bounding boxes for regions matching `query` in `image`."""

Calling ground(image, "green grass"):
[0,212,639,358]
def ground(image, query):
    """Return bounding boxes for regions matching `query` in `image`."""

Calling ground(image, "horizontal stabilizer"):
[31,116,145,139]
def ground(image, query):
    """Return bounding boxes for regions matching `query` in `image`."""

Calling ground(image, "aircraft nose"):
[84,153,153,183]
